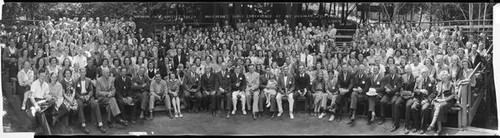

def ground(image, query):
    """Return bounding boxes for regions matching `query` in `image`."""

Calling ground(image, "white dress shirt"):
[17,69,34,87]
[30,79,50,99]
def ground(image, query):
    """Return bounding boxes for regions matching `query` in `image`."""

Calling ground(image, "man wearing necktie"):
[413,68,436,134]
[347,64,371,125]
[295,63,312,115]
[231,65,247,115]
[334,63,354,121]
[367,65,385,125]
[276,67,296,119]
[216,63,233,119]
[201,66,219,116]
[183,64,202,112]
[379,66,402,128]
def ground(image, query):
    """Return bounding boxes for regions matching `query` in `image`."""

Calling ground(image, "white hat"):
[367,88,378,96]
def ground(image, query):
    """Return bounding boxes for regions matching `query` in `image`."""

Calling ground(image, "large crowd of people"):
[1,15,492,135]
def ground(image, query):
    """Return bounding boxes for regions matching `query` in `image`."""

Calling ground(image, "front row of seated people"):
[20,60,472,135]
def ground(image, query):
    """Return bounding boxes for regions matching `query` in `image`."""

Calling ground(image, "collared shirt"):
[80,79,87,94]
[17,69,34,86]
[30,79,50,99]
[150,80,167,95]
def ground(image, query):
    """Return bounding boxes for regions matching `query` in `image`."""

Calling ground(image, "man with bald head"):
[96,67,128,128]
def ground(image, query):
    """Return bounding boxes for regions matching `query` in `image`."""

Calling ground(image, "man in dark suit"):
[379,66,402,129]
[295,63,312,115]
[347,64,371,125]
[334,63,354,121]
[158,57,173,79]
[115,67,138,123]
[183,64,202,112]
[469,44,481,68]
[231,65,247,115]
[201,66,219,116]
[173,49,187,70]
[75,68,106,133]
[216,63,233,119]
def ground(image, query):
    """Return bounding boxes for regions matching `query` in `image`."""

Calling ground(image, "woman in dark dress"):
[427,70,457,135]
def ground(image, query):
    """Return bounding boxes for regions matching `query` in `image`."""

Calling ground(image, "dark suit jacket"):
[382,74,402,96]
[115,75,133,99]
[216,70,232,92]
[336,71,354,91]
[75,77,94,98]
[353,73,371,93]
[371,72,385,93]
[173,54,187,70]
[400,74,416,91]
[230,72,246,91]
[183,71,201,93]
[470,53,481,68]
[201,72,218,92]
[278,74,295,93]
[295,73,310,91]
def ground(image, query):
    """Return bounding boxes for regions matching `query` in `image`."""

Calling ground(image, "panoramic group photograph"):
[0,2,497,136]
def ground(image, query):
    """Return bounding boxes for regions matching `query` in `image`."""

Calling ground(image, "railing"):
[456,45,492,129]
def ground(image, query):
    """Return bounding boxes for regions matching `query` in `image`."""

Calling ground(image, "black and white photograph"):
[0,2,497,136]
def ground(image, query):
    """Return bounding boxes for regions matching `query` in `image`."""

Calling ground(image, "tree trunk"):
[418,7,423,26]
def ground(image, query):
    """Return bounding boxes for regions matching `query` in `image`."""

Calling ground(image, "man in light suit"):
[231,65,247,115]
[276,67,296,119]
[96,68,128,128]
[183,64,202,112]
[245,64,261,120]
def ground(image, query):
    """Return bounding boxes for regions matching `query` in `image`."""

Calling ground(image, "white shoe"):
[289,113,294,119]
[277,112,282,117]
[174,114,179,118]
[318,113,326,119]
[231,110,236,115]
[179,114,183,118]
[242,110,247,115]
[328,115,335,122]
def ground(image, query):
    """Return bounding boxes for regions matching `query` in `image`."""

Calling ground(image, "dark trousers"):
[221,91,232,111]
[333,91,350,115]
[297,91,313,112]
[117,95,140,121]
[410,99,422,129]
[77,98,103,124]
[267,94,277,112]
[380,94,398,119]
[17,85,30,101]
[185,91,202,110]
[393,96,407,125]
[201,91,221,111]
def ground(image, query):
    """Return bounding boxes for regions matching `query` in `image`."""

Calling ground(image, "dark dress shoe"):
[336,116,342,122]
[253,114,258,120]
[226,113,230,119]
[390,125,400,132]
[347,119,355,124]
[270,113,276,119]
[98,126,106,133]
[81,126,90,134]
[367,120,372,125]
[130,120,137,124]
